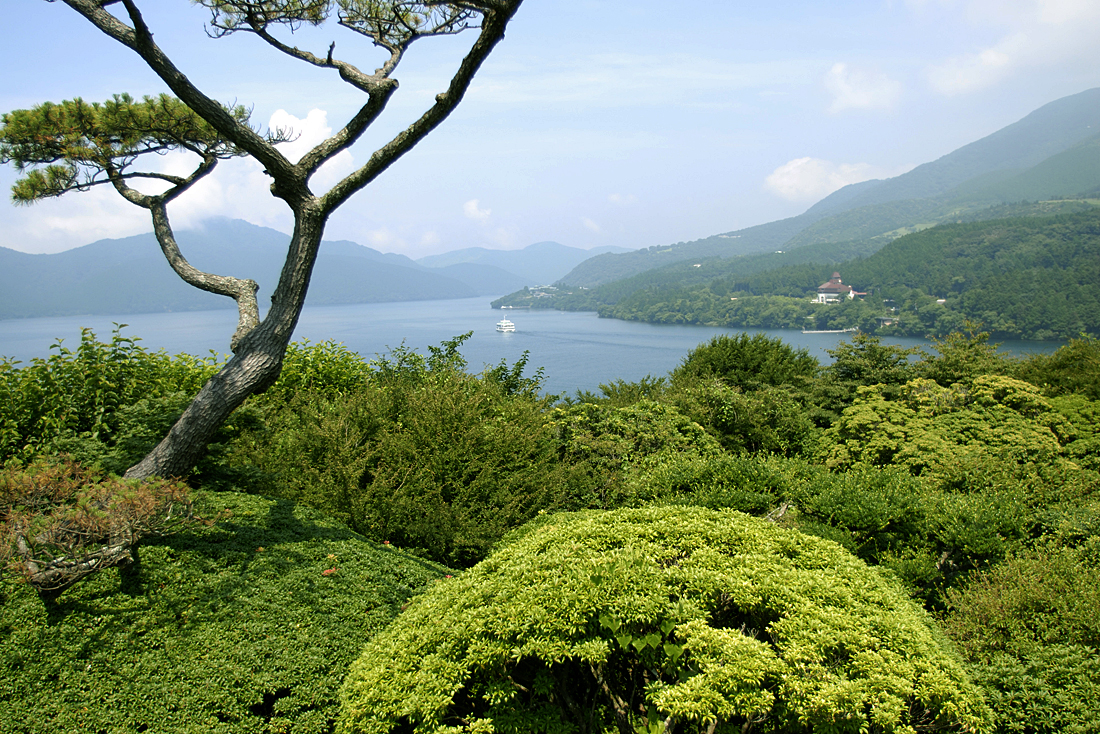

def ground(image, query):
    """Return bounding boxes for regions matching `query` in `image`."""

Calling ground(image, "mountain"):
[558,87,1100,287]
[596,207,1100,341]
[417,241,632,285]
[0,218,485,320]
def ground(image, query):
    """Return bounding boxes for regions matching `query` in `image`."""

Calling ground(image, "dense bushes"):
[670,332,818,391]
[339,506,989,734]
[228,336,570,566]
[3,327,1100,732]
[941,540,1100,733]
[0,327,217,467]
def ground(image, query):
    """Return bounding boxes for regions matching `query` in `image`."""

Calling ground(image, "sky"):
[2,0,1100,259]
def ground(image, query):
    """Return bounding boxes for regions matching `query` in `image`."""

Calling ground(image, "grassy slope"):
[0,491,450,734]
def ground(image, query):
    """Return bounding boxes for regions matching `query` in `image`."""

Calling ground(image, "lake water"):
[0,297,1063,396]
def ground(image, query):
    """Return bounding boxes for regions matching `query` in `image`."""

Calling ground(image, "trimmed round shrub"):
[0,491,450,733]
[339,506,989,734]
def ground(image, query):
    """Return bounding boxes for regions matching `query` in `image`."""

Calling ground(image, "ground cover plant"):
[0,489,449,733]
[339,506,989,734]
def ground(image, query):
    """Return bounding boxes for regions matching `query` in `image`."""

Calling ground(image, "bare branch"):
[60,0,302,200]
[149,205,261,352]
[320,2,520,214]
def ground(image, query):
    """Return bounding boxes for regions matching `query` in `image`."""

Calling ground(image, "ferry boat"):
[496,317,516,332]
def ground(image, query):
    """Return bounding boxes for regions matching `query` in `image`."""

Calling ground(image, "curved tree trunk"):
[124,209,327,479]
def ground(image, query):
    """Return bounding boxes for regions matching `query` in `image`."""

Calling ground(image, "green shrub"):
[671,333,819,392]
[339,506,989,734]
[942,539,1100,733]
[1014,336,1100,400]
[917,325,1014,388]
[669,380,820,457]
[0,326,219,466]
[230,340,566,567]
[549,400,724,510]
[0,490,449,733]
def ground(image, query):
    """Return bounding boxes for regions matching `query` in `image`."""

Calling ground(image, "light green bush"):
[339,506,989,734]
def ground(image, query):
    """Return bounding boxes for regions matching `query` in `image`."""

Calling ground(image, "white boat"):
[496,317,516,332]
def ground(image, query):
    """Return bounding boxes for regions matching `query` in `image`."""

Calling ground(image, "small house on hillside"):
[815,272,866,303]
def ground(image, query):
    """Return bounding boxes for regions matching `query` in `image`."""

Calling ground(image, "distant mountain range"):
[0,219,631,320]
[558,86,1100,287]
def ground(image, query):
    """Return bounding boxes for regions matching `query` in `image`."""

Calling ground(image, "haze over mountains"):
[4,87,1100,322]
[0,220,629,320]
[558,86,1100,288]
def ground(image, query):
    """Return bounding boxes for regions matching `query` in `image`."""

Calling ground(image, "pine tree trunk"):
[124,210,327,480]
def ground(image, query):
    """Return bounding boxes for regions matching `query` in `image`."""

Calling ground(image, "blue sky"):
[3,0,1100,258]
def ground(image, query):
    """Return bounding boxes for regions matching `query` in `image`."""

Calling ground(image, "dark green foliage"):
[0,94,250,202]
[669,380,820,457]
[918,325,1014,387]
[231,337,565,567]
[811,332,919,425]
[1014,336,1100,400]
[549,400,724,510]
[0,490,450,733]
[339,506,989,734]
[572,374,669,407]
[670,333,819,391]
[1049,394,1100,471]
[942,540,1100,733]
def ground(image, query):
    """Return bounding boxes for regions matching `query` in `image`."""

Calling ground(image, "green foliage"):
[669,380,820,457]
[572,374,669,407]
[549,400,724,510]
[339,506,989,734]
[811,332,920,425]
[0,94,250,202]
[264,339,375,400]
[942,540,1100,733]
[1014,335,1100,400]
[0,490,450,733]
[1049,394,1100,472]
[231,337,565,566]
[918,325,1014,387]
[0,326,219,466]
[821,375,1068,476]
[671,333,819,392]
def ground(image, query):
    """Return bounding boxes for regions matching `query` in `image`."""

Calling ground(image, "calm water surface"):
[0,297,1063,396]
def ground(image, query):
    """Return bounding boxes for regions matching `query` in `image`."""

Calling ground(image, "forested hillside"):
[3,327,1099,732]
[497,204,1100,341]
[557,88,1100,288]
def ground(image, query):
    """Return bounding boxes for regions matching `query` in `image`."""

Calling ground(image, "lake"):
[0,297,1063,396]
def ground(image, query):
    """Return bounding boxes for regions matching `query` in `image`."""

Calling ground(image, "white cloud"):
[582,217,602,233]
[608,193,636,205]
[925,0,1100,94]
[764,157,901,202]
[365,227,403,249]
[463,199,492,222]
[824,63,902,113]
